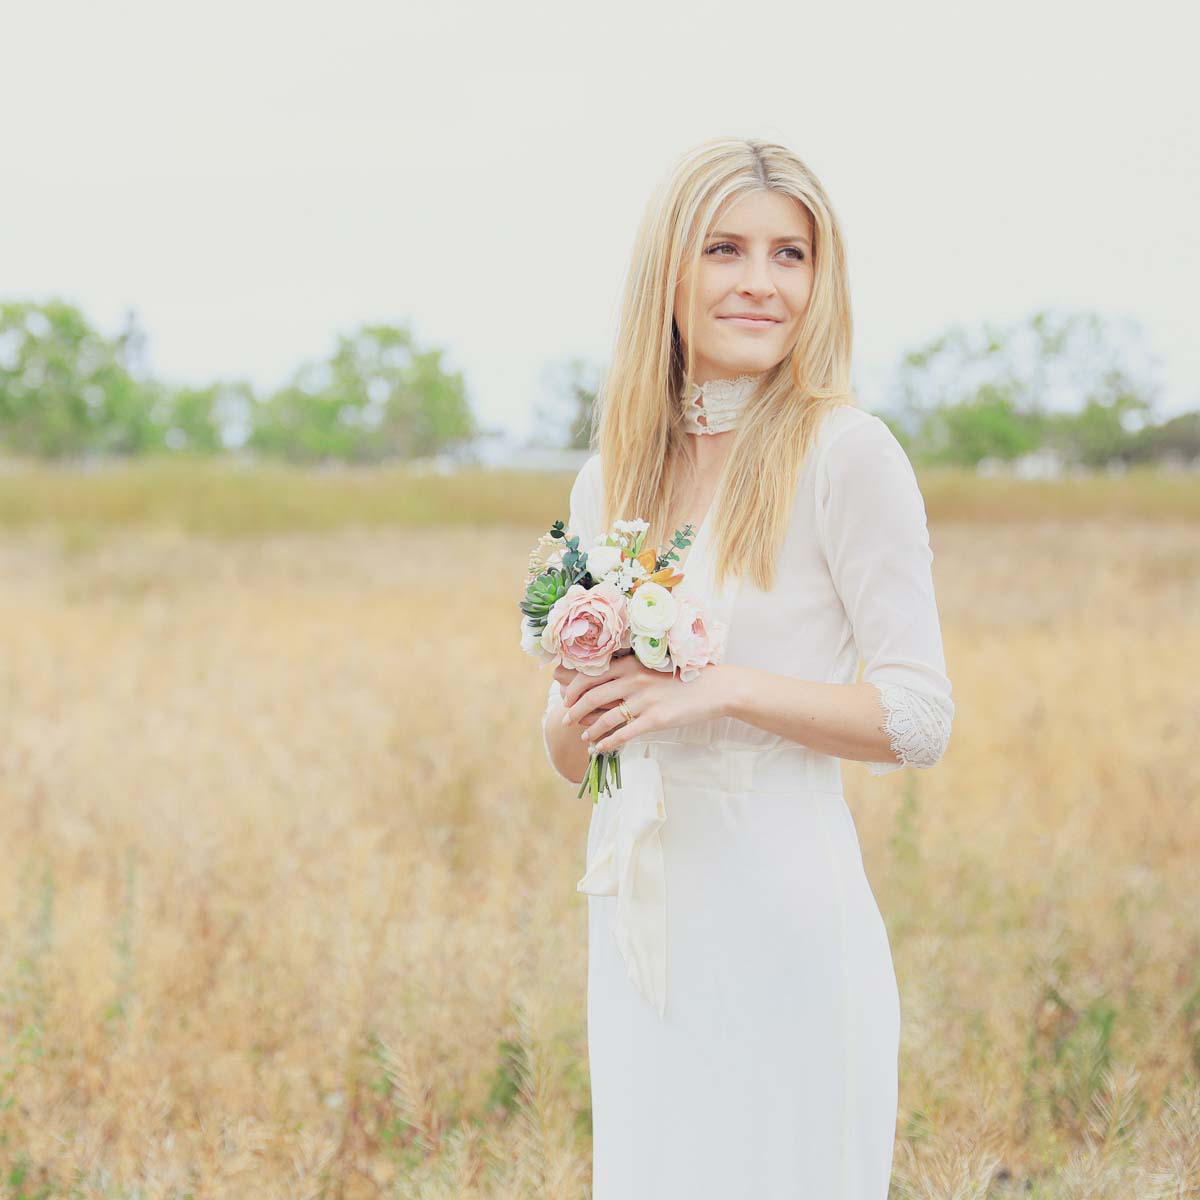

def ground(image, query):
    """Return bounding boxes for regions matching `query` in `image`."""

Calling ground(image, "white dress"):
[541,398,954,1199]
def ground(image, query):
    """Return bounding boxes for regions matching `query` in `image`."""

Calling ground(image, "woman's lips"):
[719,316,780,329]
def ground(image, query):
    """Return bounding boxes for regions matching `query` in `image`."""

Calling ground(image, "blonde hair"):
[589,136,856,592]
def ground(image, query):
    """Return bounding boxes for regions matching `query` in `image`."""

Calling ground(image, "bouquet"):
[520,515,727,803]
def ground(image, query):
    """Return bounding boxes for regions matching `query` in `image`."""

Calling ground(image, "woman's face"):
[673,189,815,385]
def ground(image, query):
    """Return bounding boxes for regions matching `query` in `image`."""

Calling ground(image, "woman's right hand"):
[555,651,640,730]
[555,664,606,729]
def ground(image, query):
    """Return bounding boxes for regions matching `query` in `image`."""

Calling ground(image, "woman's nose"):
[738,255,775,295]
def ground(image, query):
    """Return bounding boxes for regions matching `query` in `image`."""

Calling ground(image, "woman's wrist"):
[711,663,753,722]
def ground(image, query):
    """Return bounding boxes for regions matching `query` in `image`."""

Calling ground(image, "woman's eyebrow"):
[709,229,811,247]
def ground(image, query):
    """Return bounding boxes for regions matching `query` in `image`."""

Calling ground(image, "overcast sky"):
[3,0,1196,443]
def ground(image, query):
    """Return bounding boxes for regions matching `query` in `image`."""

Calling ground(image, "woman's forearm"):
[542,664,899,779]
[718,664,899,767]
[544,702,591,784]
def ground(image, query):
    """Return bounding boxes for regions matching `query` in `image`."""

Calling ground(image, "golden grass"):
[0,454,1197,538]
[0,466,1198,1197]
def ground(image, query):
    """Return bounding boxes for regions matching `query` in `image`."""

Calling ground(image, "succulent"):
[519,522,596,632]
[520,567,572,631]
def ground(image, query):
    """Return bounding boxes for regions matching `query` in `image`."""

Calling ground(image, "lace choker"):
[680,373,766,435]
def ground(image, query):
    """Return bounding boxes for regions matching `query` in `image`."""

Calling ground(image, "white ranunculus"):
[520,616,553,661]
[584,543,624,581]
[628,581,678,637]
[633,632,671,670]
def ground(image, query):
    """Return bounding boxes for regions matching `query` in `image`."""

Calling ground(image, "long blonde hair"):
[589,136,856,592]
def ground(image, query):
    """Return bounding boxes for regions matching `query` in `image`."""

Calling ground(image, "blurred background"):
[1,1,1197,1197]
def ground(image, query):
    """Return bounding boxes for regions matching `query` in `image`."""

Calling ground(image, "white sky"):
[3,0,1196,444]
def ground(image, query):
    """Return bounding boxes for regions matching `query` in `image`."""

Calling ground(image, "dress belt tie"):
[575,744,668,1019]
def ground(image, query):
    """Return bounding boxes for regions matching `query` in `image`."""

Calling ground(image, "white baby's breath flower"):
[612,562,640,591]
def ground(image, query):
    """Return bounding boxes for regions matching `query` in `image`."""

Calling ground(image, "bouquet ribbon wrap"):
[575,743,668,1018]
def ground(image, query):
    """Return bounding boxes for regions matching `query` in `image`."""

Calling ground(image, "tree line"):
[541,310,1200,469]
[0,300,476,463]
[889,309,1199,469]
[2,300,1197,468]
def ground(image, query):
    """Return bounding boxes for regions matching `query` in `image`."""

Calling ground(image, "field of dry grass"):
[1,461,1198,1198]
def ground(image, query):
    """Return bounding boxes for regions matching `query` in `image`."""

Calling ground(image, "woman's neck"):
[680,371,766,436]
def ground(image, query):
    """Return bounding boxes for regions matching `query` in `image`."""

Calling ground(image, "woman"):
[541,137,954,1199]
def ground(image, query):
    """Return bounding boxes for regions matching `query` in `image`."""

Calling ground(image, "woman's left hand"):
[560,655,739,753]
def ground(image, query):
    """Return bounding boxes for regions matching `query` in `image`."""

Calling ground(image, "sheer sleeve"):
[815,413,954,775]
[541,453,601,779]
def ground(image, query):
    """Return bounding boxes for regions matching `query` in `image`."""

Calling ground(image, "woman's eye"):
[705,242,806,262]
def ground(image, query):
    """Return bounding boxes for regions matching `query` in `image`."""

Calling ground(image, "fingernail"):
[580,731,588,741]
[561,712,569,725]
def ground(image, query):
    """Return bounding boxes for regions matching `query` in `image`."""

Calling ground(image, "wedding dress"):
[541,374,954,1199]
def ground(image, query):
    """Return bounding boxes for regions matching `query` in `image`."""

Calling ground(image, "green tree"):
[894,309,1160,466]
[154,380,257,453]
[1124,409,1200,465]
[918,390,1043,467]
[250,323,475,463]
[534,356,601,450]
[1045,384,1152,469]
[0,300,162,457]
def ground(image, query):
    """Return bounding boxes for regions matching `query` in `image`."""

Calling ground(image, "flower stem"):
[575,749,622,803]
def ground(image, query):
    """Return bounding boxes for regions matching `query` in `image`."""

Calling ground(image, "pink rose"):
[667,591,727,683]
[540,580,629,676]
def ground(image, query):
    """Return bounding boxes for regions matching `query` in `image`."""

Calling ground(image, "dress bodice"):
[542,402,954,774]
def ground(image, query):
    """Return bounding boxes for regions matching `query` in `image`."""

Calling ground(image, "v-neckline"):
[669,465,726,579]
[658,457,743,647]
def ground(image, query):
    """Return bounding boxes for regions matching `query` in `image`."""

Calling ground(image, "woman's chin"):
[704,347,775,374]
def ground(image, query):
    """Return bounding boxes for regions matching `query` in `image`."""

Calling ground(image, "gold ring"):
[618,699,634,724]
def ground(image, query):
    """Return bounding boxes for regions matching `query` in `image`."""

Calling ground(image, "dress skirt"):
[582,737,901,1200]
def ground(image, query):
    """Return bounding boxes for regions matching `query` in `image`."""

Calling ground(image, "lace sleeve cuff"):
[864,681,953,775]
